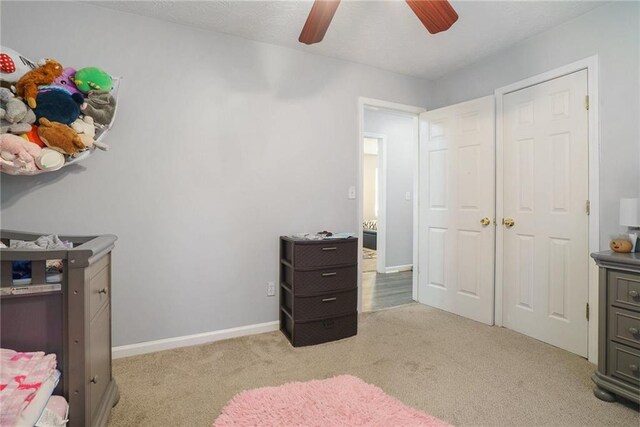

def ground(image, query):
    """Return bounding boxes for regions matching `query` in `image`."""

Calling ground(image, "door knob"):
[503,218,515,228]
[480,217,491,226]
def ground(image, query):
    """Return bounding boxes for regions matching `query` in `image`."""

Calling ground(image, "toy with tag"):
[71,116,108,150]
[81,90,116,126]
[73,67,112,93]
[37,118,86,155]
[0,87,35,134]
[34,89,83,125]
[15,59,64,108]
[0,133,43,173]
[0,46,37,82]
[51,67,81,96]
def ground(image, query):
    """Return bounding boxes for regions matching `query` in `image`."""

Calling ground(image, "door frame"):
[494,55,600,362]
[363,132,388,274]
[357,97,425,312]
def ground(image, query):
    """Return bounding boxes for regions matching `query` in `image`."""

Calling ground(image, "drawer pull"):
[98,288,108,295]
[321,247,337,251]
[630,327,639,336]
[630,290,639,298]
[630,364,639,373]
[322,319,335,329]
[321,272,337,277]
[90,375,99,384]
[322,297,337,302]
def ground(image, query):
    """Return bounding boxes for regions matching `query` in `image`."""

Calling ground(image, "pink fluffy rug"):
[213,375,450,426]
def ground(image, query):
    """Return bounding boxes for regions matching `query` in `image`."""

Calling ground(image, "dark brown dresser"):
[591,251,640,404]
[279,236,358,347]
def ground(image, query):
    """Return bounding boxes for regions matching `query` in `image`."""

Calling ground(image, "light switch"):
[348,186,356,199]
[405,192,411,201]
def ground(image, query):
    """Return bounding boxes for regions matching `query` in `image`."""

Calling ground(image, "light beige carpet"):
[108,304,639,426]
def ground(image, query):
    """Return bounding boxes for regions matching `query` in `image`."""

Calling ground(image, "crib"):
[0,229,119,426]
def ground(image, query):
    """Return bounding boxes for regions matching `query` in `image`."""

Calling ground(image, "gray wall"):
[428,1,640,247]
[0,1,429,346]
[364,109,416,268]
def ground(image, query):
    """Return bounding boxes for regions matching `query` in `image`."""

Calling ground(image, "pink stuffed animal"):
[0,133,43,173]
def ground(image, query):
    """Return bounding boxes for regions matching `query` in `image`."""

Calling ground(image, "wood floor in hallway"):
[362,270,413,311]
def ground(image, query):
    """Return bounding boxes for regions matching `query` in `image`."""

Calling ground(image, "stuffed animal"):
[0,133,43,173]
[15,59,63,108]
[70,116,109,151]
[33,89,83,125]
[0,87,36,134]
[0,46,37,82]
[81,90,116,125]
[51,67,82,96]
[36,148,65,172]
[19,125,45,147]
[73,67,112,93]
[37,118,86,155]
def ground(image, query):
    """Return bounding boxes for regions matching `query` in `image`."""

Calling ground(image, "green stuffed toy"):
[73,67,112,93]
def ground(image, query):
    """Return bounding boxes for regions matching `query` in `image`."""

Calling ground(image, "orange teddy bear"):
[15,59,63,109]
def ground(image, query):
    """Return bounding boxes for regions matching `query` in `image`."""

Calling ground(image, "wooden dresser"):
[279,236,358,347]
[0,230,119,426]
[591,251,640,404]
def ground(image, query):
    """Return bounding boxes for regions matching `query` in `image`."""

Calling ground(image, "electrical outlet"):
[348,186,356,200]
[267,281,276,296]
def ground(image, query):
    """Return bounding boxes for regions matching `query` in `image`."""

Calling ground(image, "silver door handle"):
[322,297,337,302]
[322,247,337,251]
[322,272,337,277]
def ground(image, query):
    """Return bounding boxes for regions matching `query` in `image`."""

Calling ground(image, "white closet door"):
[418,96,495,325]
[502,70,589,357]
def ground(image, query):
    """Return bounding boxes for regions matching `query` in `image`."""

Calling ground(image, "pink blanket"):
[0,348,57,426]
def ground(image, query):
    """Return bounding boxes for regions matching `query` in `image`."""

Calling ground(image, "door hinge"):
[586,303,590,321]
[584,95,589,111]
[586,200,591,215]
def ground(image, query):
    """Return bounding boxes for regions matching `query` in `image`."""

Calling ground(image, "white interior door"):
[418,96,495,325]
[501,70,589,357]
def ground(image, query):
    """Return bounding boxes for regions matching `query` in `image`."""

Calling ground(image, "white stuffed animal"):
[71,116,108,151]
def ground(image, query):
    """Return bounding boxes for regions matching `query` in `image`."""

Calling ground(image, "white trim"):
[385,264,413,273]
[112,321,279,359]
[494,55,600,363]
[357,97,425,312]
[411,114,420,302]
[363,132,388,274]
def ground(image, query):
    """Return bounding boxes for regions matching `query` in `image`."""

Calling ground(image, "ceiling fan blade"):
[299,0,341,45]
[405,0,459,34]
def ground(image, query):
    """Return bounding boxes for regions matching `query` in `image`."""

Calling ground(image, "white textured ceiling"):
[91,0,607,80]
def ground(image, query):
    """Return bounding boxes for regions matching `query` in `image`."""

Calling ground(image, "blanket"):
[0,349,57,426]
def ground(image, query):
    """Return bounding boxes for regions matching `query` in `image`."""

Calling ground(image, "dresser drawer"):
[89,303,111,421]
[284,288,357,321]
[293,240,357,269]
[283,312,357,347]
[609,307,640,348]
[608,342,640,385]
[88,264,110,322]
[284,265,356,296]
[608,270,640,311]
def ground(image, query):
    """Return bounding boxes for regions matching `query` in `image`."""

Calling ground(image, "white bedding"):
[15,370,60,427]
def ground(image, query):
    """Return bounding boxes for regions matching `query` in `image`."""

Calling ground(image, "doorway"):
[358,99,424,312]
[362,134,386,275]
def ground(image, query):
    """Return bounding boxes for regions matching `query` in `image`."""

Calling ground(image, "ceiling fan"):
[299,0,458,45]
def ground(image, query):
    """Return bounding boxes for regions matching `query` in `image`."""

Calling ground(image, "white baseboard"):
[385,264,413,273]
[112,320,279,359]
